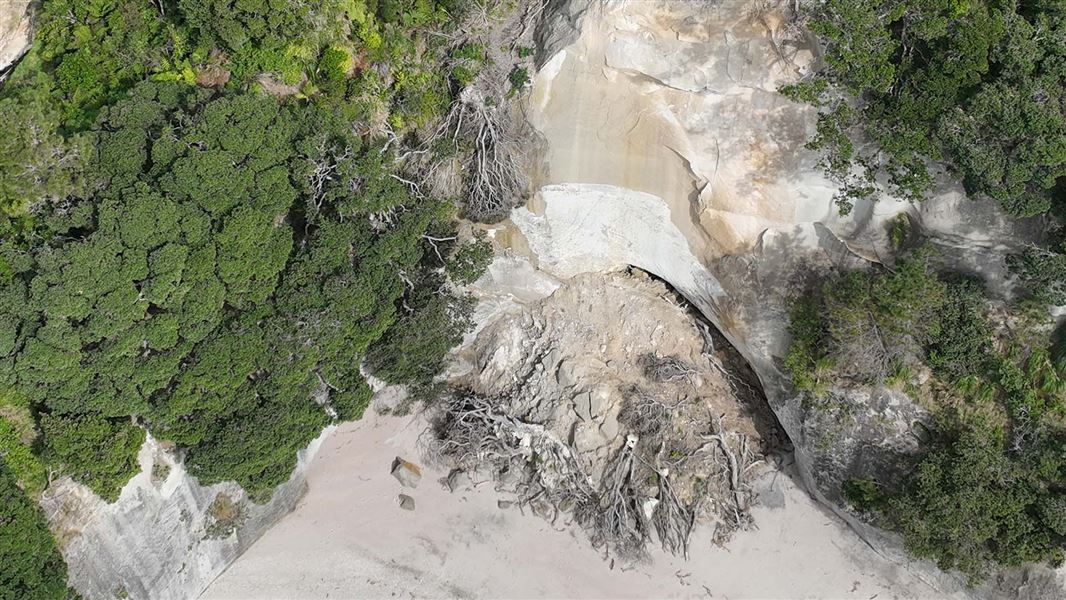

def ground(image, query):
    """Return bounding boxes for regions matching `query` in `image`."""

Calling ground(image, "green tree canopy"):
[784,0,1065,216]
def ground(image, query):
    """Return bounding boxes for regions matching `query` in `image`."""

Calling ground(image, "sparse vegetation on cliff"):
[786,246,1066,582]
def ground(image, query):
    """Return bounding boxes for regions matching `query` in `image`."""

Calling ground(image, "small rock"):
[530,497,554,519]
[572,391,593,422]
[497,465,525,490]
[642,498,660,519]
[599,412,620,440]
[444,469,473,493]
[589,386,610,419]
[391,457,422,489]
[497,500,514,510]
[398,494,415,511]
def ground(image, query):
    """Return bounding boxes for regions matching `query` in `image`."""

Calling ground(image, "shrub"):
[317,47,352,85]
[784,249,946,390]
[842,477,883,512]
[446,232,493,285]
[786,0,1065,217]
[886,424,1058,584]
[507,67,530,97]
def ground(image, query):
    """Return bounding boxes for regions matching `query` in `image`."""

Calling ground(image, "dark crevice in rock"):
[624,266,794,458]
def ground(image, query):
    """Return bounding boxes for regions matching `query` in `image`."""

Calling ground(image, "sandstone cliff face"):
[515,0,1045,593]
[41,429,333,599]
[0,0,33,77]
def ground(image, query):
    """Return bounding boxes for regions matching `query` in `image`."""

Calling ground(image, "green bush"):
[365,283,475,396]
[1008,245,1066,306]
[446,232,493,285]
[508,67,530,97]
[0,410,48,497]
[841,477,883,512]
[887,424,1060,584]
[317,47,352,85]
[784,248,946,390]
[925,278,994,380]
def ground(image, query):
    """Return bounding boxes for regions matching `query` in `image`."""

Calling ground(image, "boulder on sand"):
[398,494,415,511]
[390,457,422,489]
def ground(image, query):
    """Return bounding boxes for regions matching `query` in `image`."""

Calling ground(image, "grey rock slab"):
[390,457,422,489]
[444,469,473,493]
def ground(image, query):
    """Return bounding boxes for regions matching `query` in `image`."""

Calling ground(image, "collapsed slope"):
[439,268,775,558]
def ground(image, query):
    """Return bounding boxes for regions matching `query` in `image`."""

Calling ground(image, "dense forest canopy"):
[782,0,1064,217]
[0,0,497,596]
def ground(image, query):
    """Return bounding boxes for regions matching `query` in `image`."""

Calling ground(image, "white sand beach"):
[203,409,960,600]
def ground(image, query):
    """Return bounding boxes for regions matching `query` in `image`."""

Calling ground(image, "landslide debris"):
[430,270,774,560]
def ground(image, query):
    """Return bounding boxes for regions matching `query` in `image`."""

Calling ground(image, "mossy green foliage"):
[178,0,310,54]
[29,0,187,131]
[0,397,48,497]
[885,421,1066,584]
[0,0,496,593]
[0,0,476,232]
[508,66,530,97]
[40,415,145,503]
[449,43,488,87]
[1009,242,1066,307]
[317,47,353,89]
[366,225,490,396]
[0,88,89,237]
[365,278,475,396]
[0,458,68,600]
[782,0,1065,217]
[446,231,493,285]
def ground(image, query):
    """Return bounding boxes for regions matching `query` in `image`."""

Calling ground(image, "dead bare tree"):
[576,435,649,561]
[617,386,669,438]
[420,87,527,222]
[428,391,596,505]
[639,353,697,384]
[650,468,697,558]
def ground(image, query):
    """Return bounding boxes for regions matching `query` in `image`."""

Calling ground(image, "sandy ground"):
[203,409,961,600]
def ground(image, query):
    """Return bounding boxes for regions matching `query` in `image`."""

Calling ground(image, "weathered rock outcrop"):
[0,0,33,78]
[41,429,333,600]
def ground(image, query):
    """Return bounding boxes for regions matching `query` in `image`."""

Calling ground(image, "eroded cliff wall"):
[42,429,333,599]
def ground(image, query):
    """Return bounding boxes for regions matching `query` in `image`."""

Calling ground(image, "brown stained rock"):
[390,457,422,489]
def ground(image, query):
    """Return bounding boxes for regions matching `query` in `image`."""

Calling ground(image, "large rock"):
[390,457,423,489]
[0,0,33,77]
